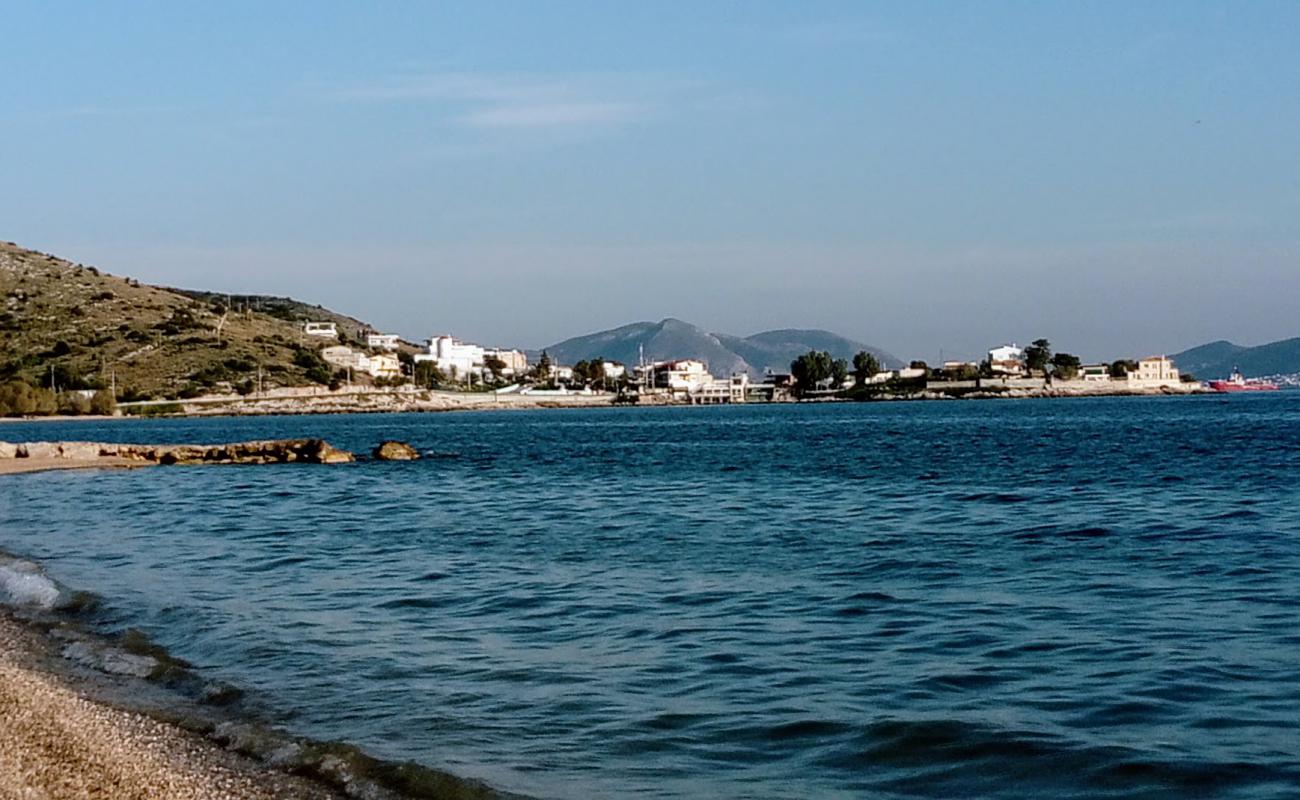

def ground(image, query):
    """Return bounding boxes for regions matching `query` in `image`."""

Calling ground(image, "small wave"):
[0,557,62,610]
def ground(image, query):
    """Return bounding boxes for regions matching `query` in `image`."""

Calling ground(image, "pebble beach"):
[0,614,339,800]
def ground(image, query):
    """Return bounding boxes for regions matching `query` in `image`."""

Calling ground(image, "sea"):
[3,395,1300,799]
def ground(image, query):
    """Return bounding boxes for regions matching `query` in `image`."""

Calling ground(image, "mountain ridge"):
[543,319,900,377]
[1172,337,1300,379]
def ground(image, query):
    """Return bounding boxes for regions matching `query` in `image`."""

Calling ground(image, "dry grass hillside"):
[0,241,409,400]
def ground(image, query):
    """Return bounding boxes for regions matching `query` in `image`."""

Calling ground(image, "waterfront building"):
[304,321,338,338]
[690,373,749,404]
[1080,364,1111,382]
[988,344,1025,375]
[648,360,713,394]
[1127,356,1181,388]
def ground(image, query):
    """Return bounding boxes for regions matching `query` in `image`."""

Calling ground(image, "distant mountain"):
[543,318,899,377]
[1173,337,1300,380]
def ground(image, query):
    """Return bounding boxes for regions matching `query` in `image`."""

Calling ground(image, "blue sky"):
[3,1,1298,361]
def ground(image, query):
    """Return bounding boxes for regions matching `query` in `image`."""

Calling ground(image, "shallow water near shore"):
[4,395,1300,798]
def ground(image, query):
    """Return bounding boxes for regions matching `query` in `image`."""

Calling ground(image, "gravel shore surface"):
[0,615,339,800]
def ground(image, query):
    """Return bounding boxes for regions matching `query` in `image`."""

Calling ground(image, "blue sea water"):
[3,395,1300,799]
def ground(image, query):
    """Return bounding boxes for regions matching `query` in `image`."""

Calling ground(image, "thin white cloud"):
[459,100,643,129]
[324,71,654,131]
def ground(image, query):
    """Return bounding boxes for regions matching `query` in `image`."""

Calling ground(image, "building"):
[1127,356,1181,388]
[304,321,338,338]
[1080,364,1111,382]
[366,333,400,351]
[642,360,712,394]
[690,373,749,404]
[483,348,528,373]
[321,346,402,380]
[601,362,627,380]
[321,345,370,375]
[413,335,485,378]
[366,353,402,379]
[988,344,1024,375]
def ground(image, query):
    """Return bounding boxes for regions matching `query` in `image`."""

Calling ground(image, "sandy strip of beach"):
[0,456,143,477]
[0,615,339,800]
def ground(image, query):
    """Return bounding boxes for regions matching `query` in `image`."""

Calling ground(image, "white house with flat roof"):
[304,321,338,338]
[367,333,400,351]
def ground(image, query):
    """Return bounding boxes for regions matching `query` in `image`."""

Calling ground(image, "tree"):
[852,351,881,386]
[790,350,835,398]
[414,360,446,389]
[572,360,591,385]
[1108,359,1138,378]
[88,389,117,416]
[0,381,57,417]
[533,350,553,383]
[484,356,507,384]
[831,358,849,389]
[1024,339,1052,372]
[1050,352,1081,380]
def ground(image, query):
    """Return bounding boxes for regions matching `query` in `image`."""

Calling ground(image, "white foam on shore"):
[0,558,62,610]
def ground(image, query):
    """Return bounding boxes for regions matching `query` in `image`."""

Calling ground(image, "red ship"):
[1209,368,1279,393]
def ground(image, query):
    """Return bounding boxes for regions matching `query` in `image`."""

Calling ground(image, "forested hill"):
[1172,337,1300,379]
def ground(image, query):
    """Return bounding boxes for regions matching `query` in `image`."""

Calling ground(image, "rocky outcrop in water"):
[372,441,419,461]
[0,439,354,468]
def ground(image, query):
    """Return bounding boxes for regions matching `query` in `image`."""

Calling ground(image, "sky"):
[2,1,1298,362]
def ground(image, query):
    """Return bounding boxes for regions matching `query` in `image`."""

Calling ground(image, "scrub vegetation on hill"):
[0,241,387,402]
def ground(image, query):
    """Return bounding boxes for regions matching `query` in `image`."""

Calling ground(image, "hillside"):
[0,241,394,399]
[544,318,899,377]
[1173,337,1300,379]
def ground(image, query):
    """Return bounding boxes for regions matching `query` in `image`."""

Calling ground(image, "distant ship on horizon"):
[1209,368,1280,393]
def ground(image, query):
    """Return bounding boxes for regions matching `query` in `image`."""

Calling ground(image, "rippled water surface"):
[5,396,1300,798]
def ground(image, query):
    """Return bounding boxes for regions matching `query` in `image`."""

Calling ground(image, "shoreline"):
[0,383,1226,426]
[0,611,342,800]
[0,555,517,800]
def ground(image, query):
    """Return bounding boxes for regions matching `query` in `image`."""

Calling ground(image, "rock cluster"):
[0,439,354,466]
[371,440,419,461]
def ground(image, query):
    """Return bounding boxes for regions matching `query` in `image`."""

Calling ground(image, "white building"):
[483,348,528,373]
[601,362,627,380]
[367,353,402,379]
[304,321,338,338]
[1128,356,1181,388]
[367,333,400,351]
[322,346,402,380]
[321,345,370,374]
[413,335,485,378]
[1080,364,1111,382]
[645,360,712,394]
[988,343,1024,375]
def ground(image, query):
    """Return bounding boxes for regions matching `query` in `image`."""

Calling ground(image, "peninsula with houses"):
[0,240,1288,420]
